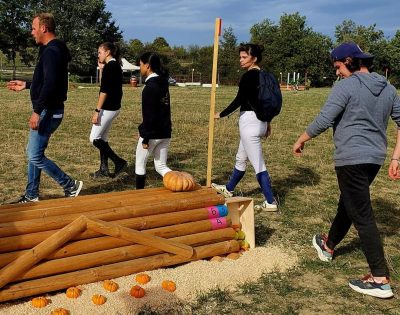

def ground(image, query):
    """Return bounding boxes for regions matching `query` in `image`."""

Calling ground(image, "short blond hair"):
[34,13,56,33]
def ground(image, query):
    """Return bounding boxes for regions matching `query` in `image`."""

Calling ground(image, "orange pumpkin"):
[65,286,81,298]
[161,280,176,292]
[103,280,119,292]
[51,308,70,315]
[31,296,49,308]
[135,273,151,284]
[92,294,106,305]
[163,171,197,192]
[130,285,146,298]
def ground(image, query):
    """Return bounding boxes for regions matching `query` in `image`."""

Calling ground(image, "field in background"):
[0,84,399,314]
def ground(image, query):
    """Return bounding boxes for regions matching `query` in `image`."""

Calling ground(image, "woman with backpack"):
[134,52,172,189]
[212,43,278,211]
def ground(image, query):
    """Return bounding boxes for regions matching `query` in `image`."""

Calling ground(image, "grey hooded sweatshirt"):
[306,72,400,167]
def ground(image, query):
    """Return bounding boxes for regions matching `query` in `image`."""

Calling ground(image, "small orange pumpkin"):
[31,296,49,308]
[51,308,70,315]
[161,280,176,292]
[65,286,81,298]
[103,280,119,292]
[163,171,197,192]
[130,285,146,298]
[135,273,151,284]
[92,294,106,305]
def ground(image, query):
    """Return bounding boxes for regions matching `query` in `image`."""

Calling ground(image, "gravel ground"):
[0,246,298,314]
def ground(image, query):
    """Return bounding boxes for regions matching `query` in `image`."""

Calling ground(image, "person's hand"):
[142,143,149,149]
[265,123,272,138]
[92,112,100,124]
[293,141,305,157]
[7,80,26,91]
[214,112,220,119]
[98,60,104,70]
[388,159,400,180]
[29,112,40,130]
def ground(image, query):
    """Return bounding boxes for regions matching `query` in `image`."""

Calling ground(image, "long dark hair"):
[99,42,121,65]
[139,52,169,78]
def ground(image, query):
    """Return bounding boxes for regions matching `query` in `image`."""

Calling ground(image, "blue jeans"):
[25,109,73,198]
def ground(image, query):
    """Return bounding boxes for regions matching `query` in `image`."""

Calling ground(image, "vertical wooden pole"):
[206,17,222,187]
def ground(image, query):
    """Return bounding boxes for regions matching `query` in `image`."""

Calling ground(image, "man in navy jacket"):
[7,13,82,202]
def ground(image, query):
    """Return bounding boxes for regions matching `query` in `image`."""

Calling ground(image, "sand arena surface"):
[0,246,298,314]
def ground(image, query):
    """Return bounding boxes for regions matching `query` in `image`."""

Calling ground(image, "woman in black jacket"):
[135,52,172,189]
[212,43,277,211]
[90,42,127,178]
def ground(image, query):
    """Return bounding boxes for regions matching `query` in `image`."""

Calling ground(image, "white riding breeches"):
[89,109,120,143]
[135,137,172,176]
[235,111,268,174]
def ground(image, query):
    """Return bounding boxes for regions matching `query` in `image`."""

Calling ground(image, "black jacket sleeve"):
[219,70,259,118]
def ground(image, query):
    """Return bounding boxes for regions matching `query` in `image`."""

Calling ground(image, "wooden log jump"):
[16,228,235,282]
[0,240,240,302]
[0,192,224,237]
[0,205,229,253]
[0,187,210,217]
[0,187,254,302]
[0,217,232,267]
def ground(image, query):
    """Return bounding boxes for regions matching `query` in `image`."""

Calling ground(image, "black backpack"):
[252,70,282,122]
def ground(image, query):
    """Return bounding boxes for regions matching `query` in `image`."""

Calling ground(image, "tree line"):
[1,1,400,87]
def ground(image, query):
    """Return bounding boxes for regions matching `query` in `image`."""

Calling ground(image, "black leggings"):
[327,163,389,277]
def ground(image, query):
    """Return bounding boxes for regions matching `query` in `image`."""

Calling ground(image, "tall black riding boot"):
[136,174,146,189]
[92,150,112,178]
[93,139,127,177]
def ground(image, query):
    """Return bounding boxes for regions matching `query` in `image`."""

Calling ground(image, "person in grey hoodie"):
[293,42,400,299]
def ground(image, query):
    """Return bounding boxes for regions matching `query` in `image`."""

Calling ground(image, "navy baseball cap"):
[331,42,374,61]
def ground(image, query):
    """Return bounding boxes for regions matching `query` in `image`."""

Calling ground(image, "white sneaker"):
[17,195,39,203]
[64,180,83,198]
[260,200,278,211]
[211,183,233,198]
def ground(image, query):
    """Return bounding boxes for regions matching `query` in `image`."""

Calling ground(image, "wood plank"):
[86,218,194,258]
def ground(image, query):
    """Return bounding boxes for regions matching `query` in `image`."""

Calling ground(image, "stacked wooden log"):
[0,187,240,302]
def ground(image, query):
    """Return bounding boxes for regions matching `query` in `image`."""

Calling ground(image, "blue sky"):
[104,0,399,47]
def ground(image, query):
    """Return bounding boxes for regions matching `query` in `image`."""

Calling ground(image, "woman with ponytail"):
[212,43,277,211]
[135,52,172,189]
[90,42,127,178]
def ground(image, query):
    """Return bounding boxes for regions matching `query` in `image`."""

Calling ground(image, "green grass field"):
[0,84,399,314]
